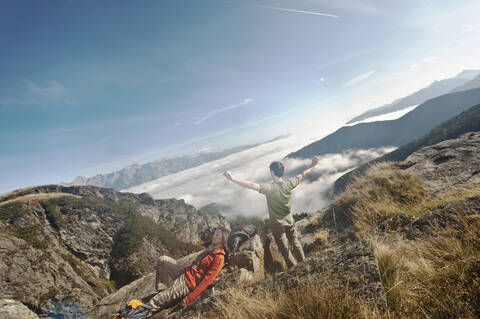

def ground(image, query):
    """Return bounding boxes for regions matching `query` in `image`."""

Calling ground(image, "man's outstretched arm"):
[223,171,260,192]
[297,156,319,182]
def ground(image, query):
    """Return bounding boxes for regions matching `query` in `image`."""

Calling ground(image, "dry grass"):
[199,279,381,319]
[303,229,329,256]
[331,162,480,238]
[331,162,425,237]
[206,216,480,319]
[374,214,480,318]
[417,182,480,213]
[0,193,80,206]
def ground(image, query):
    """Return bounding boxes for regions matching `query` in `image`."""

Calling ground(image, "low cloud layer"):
[126,135,394,219]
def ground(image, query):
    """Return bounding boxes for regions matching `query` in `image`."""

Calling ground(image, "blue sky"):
[1,0,479,193]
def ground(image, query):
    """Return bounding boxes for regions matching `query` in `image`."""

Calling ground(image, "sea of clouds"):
[126,133,395,219]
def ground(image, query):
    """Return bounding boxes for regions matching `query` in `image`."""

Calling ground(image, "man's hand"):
[180,299,187,308]
[223,171,233,181]
[298,156,319,182]
[311,156,319,168]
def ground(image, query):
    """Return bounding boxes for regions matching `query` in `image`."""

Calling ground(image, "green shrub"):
[111,208,192,259]
[44,203,65,229]
[0,201,25,222]
[14,224,49,249]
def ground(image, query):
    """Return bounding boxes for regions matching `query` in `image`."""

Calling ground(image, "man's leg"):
[155,256,185,291]
[271,223,297,268]
[286,223,305,263]
[148,274,190,310]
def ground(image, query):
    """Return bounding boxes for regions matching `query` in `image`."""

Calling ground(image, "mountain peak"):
[454,69,480,80]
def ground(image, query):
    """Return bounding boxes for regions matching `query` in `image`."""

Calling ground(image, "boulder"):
[0,299,39,319]
[405,132,480,194]
[258,239,387,309]
[402,196,480,239]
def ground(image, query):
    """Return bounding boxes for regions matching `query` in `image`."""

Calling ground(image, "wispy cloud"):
[343,70,376,88]
[0,99,26,106]
[2,79,76,107]
[25,79,67,99]
[192,98,253,124]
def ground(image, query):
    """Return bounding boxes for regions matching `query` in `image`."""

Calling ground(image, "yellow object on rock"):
[127,299,144,309]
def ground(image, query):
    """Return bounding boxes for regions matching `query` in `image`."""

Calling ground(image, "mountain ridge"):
[346,69,480,124]
[287,87,480,159]
[333,103,480,195]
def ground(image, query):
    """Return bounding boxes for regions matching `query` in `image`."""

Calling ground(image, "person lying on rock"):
[147,227,230,313]
[223,156,318,268]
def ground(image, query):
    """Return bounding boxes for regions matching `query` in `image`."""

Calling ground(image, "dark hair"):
[214,227,231,246]
[269,161,284,177]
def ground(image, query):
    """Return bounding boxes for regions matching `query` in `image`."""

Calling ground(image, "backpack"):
[111,299,152,319]
[226,224,257,258]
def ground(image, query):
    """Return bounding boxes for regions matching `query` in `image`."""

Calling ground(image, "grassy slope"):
[198,163,480,319]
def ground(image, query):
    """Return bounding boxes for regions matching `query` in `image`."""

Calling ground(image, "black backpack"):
[226,224,257,259]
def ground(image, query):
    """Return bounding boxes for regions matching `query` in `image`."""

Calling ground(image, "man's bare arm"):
[297,156,319,182]
[223,171,260,192]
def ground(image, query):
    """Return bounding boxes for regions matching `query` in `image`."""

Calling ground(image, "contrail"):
[251,4,339,18]
[222,1,339,18]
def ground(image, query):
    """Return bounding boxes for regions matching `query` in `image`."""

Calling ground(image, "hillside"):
[94,132,480,319]
[287,87,480,159]
[346,69,480,124]
[0,186,228,316]
[333,103,480,194]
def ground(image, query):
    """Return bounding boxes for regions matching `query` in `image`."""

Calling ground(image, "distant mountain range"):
[287,87,480,159]
[346,70,480,124]
[67,135,289,190]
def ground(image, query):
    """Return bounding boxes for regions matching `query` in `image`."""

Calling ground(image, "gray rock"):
[258,240,387,309]
[405,132,480,194]
[402,196,480,239]
[0,185,229,315]
[0,299,39,319]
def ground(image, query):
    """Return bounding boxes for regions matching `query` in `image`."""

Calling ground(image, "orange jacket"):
[183,247,225,304]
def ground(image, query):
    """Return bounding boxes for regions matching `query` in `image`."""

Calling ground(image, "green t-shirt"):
[259,176,301,226]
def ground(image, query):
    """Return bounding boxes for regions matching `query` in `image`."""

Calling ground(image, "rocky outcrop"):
[257,240,386,307]
[0,185,228,315]
[163,240,386,319]
[402,196,480,239]
[404,132,480,194]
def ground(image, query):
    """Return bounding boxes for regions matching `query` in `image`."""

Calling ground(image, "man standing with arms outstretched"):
[223,156,318,268]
